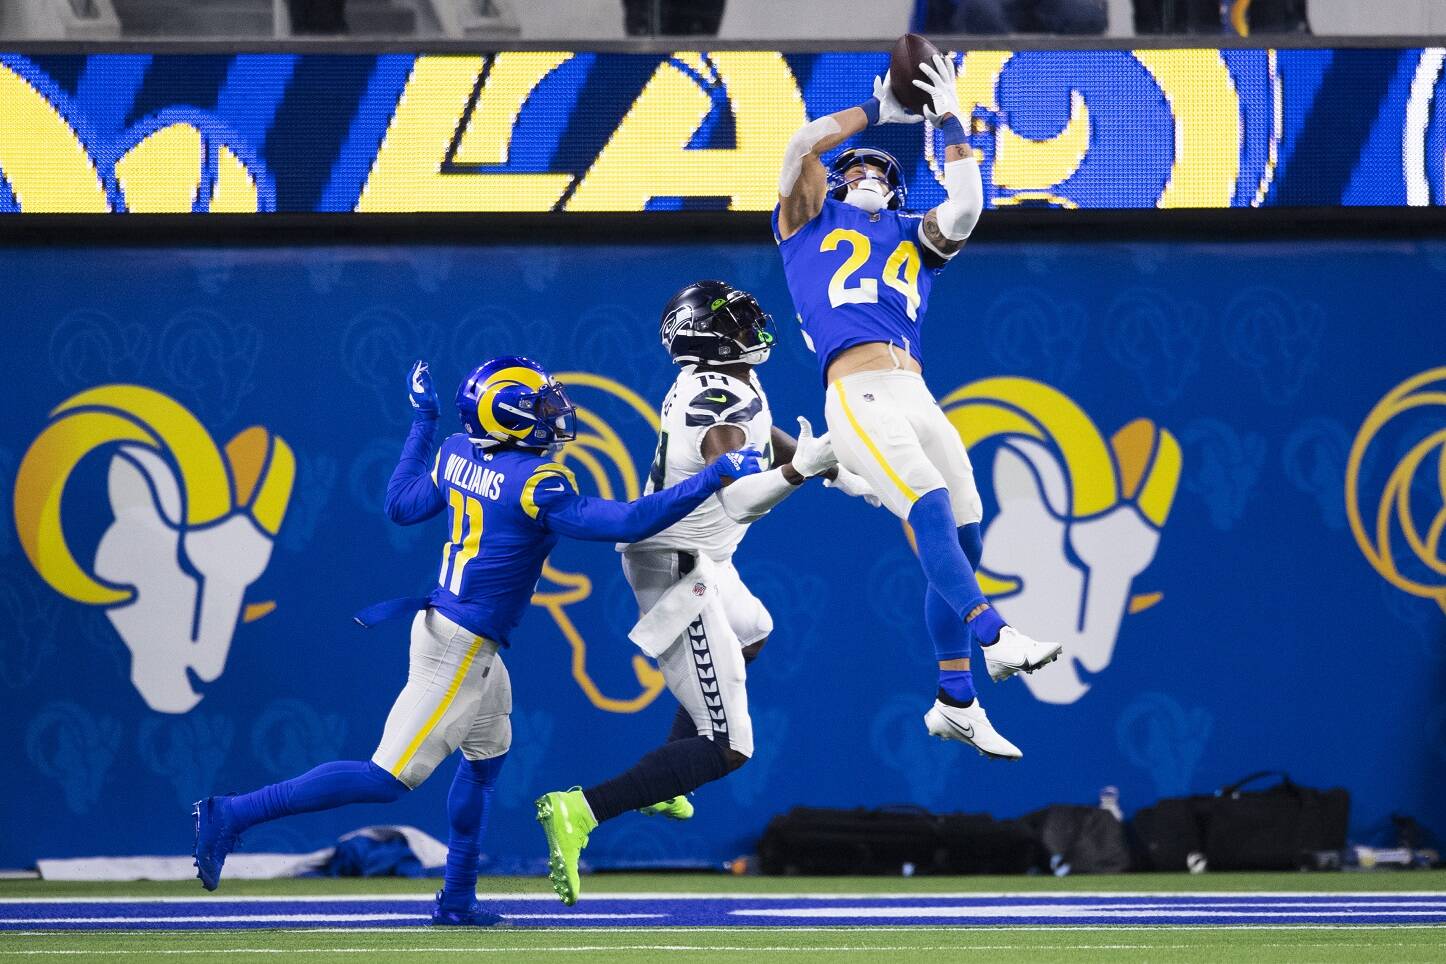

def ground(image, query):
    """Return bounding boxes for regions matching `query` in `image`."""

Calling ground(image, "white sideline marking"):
[5,891,1445,905]
[3,913,663,925]
[733,906,1446,919]
[0,942,1440,957]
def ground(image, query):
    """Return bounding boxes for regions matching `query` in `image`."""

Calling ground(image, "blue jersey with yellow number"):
[379,418,723,645]
[773,198,945,382]
[426,437,573,644]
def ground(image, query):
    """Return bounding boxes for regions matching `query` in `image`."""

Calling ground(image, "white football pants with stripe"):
[824,368,984,526]
[371,609,511,788]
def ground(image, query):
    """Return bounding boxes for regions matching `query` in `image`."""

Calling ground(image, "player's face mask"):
[842,165,893,214]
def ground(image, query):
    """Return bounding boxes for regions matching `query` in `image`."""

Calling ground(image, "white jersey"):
[626,365,773,561]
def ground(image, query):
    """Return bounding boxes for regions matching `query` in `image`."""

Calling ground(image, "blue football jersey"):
[774,198,945,382]
[426,436,574,645]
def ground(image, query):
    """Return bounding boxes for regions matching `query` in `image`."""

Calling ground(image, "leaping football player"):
[535,280,861,906]
[192,357,764,924]
[773,53,1062,759]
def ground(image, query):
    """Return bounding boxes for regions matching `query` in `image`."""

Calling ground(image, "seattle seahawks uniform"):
[630,365,774,562]
[622,365,775,758]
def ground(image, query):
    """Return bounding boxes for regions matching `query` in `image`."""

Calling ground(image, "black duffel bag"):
[758,805,1040,876]
[1022,805,1132,874]
[1132,794,1213,871]
[1202,771,1350,871]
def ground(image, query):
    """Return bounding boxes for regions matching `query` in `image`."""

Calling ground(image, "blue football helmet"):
[456,356,577,450]
[827,147,907,210]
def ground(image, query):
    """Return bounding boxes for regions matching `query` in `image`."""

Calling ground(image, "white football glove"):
[872,72,925,126]
[824,464,882,508]
[912,53,963,126]
[789,416,838,477]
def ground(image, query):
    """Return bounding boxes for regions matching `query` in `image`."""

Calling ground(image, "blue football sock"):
[937,669,977,706]
[228,760,408,833]
[925,585,971,661]
[960,521,983,569]
[584,737,730,823]
[909,491,1007,644]
[441,753,506,905]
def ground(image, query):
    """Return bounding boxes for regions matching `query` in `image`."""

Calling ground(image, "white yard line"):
[2,913,663,925]
[732,906,1446,919]
[7,924,1446,936]
[1,942,1443,957]
[4,891,1446,905]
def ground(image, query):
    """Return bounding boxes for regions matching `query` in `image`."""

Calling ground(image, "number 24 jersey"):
[774,198,948,382]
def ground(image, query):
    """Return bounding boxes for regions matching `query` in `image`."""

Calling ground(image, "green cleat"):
[638,795,695,820]
[535,788,597,906]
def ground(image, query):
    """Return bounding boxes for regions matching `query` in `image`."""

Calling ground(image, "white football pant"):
[371,609,511,788]
[622,547,769,759]
[824,368,984,525]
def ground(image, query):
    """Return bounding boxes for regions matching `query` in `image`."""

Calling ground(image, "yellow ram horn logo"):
[13,385,294,712]
[942,377,1182,704]
[531,372,666,714]
[1346,366,1446,613]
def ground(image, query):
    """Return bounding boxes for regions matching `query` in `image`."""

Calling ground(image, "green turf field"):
[3,872,1444,963]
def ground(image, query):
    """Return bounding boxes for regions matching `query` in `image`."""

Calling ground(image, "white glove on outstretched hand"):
[912,53,963,126]
[824,465,883,508]
[789,416,837,477]
[872,73,925,125]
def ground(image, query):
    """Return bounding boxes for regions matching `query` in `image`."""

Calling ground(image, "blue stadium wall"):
[2,42,1445,871]
[1,236,1443,870]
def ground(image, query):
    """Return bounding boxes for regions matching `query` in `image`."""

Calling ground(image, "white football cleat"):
[982,626,1063,683]
[924,700,1022,760]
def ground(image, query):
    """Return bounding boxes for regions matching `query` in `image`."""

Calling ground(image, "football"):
[889,33,942,114]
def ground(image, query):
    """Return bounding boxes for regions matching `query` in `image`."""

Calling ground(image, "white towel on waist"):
[628,554,717,658]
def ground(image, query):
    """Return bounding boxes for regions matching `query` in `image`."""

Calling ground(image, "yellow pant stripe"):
[389,634,487,778]
[835,381,919,503]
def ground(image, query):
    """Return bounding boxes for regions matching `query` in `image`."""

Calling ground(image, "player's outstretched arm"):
[534,449,765,543]
[716,418,837,523]
[776,72,921,241]
[913,54,982,262]
[384,360,447,525]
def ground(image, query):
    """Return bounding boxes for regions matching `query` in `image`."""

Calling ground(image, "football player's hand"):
[912,53,963,126]
[872,73,924,125]
[825,465,882,508]
[707,447,766,487]
[789,416,838,477]
[408,360,439,417]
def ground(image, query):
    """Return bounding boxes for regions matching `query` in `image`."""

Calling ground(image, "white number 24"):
[820,228,922,320]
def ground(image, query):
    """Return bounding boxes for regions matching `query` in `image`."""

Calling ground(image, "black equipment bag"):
[1022,805,1132,874]
[1131,795,1212,871]
[1202,771,1350,871]
[757,805,1041,876]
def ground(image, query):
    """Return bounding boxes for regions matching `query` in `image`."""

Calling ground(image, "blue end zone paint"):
[3,893,1445,930]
